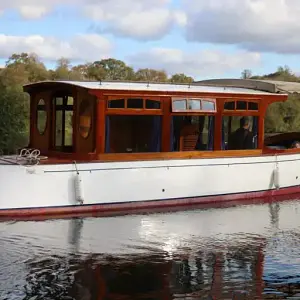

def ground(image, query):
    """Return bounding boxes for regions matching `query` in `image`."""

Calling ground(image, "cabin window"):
[222,115,258,150]
[53,95,74,151]
[108,99,125,108]
[146,99,161,109]
[79,99,92,139]
[105,96,162,153]
[105,115,162,153]
[127,98,143,109]
[107,97,161,110]
[36,98,47,135]
[172,97,216,112]
[224,100,259,112]
[248,102,259,111]
[171,116,215,151]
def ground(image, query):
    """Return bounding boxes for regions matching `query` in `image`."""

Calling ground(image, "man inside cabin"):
[228,116,254,150]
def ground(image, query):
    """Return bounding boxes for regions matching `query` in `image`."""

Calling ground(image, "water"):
[2,200,300,299]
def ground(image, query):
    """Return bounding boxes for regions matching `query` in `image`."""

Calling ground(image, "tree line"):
[0,52,299,153]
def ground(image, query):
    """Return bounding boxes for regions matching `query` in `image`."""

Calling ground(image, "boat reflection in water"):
[2,199,300,299]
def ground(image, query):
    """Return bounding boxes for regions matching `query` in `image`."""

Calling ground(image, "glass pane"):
[65,111,73,146]
[55,97,63,106]
[127,98,143,109]
[55,110,63,147]
[248,102,259,110]
[37,99,47,135]
[146,100,161,109]
[108,99,125,108]
[202,100,215,111]
[173,99,187,111]
[224,101,235,110]
[188,99,201,110]
[79,99,92,139]
[67,96,73,105]
[236,101,247,110]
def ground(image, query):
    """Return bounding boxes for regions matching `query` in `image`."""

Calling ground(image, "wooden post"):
[90,91,106,154]
[29,93,36,148]
[162,97,171,152]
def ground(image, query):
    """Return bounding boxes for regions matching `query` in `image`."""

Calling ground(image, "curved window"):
[172,97,217,113]
[36,99,47,135]
[79,99,92,139]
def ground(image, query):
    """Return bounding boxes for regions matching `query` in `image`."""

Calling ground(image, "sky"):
[0,0,300,80]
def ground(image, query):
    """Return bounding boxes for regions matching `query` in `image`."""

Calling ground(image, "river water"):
[1,200,300,299]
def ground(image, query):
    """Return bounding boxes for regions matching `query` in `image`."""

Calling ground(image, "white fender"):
[74,173,84,204]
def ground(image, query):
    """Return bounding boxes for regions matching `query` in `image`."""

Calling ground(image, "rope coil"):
[0,148,48,166]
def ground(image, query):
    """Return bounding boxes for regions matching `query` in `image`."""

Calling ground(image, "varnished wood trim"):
[170,112,216,116]
[39,147,300,165]
[222,111,260,116]
[162,97,171,152]
[106,109,163,115]
[96,98,106,154]
[107,95,161,101]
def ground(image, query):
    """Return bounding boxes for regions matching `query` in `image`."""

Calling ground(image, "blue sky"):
[0,0,300,80]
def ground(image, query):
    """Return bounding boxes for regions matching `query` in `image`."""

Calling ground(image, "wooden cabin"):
[23,79,290,163]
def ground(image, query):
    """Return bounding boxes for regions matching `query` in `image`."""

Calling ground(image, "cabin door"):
[52,95,74,152]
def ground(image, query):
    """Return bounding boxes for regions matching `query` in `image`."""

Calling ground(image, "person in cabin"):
[291,141,300,148]
[228,116,254,150]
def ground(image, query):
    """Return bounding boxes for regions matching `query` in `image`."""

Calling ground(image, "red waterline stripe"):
[1,186,300,221]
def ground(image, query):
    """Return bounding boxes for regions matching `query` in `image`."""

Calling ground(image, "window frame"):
[223,99,260,114]
[106,95,162,115]
[171,97,217,114]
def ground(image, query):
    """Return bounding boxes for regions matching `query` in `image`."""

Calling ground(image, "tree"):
[135,68,168,82]
[0,79,29,153]
[169,73,194,84]
[241,69,252,79]
[5,52,49,83]
[52,58,71,80]
[95,58,135,80]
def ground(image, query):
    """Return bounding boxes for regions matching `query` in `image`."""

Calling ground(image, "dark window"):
[108,99,125,108]
[236,101,247,110]
[127,98,143,109]
[105,115,162,153]
[224,101,235,110]
[146,99,161,109]
[248,102,259,111]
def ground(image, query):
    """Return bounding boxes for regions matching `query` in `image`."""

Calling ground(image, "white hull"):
[0,153,300,216]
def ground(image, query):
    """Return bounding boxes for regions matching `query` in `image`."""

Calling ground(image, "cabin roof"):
[195,78,300,94]
[23,79,283,96]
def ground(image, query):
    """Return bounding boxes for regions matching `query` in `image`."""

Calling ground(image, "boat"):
[1,78,300,219]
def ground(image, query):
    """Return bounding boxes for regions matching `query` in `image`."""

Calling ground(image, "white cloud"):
[127,47,261,79]
[182,0,300,54]
[0,0,181,40]
[0,34,112,61]
[18,5,49,19]
[85,0,181,40]
[0,0,65,19]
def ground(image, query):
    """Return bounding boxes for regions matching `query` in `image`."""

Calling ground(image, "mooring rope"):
[0,148,48,166]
